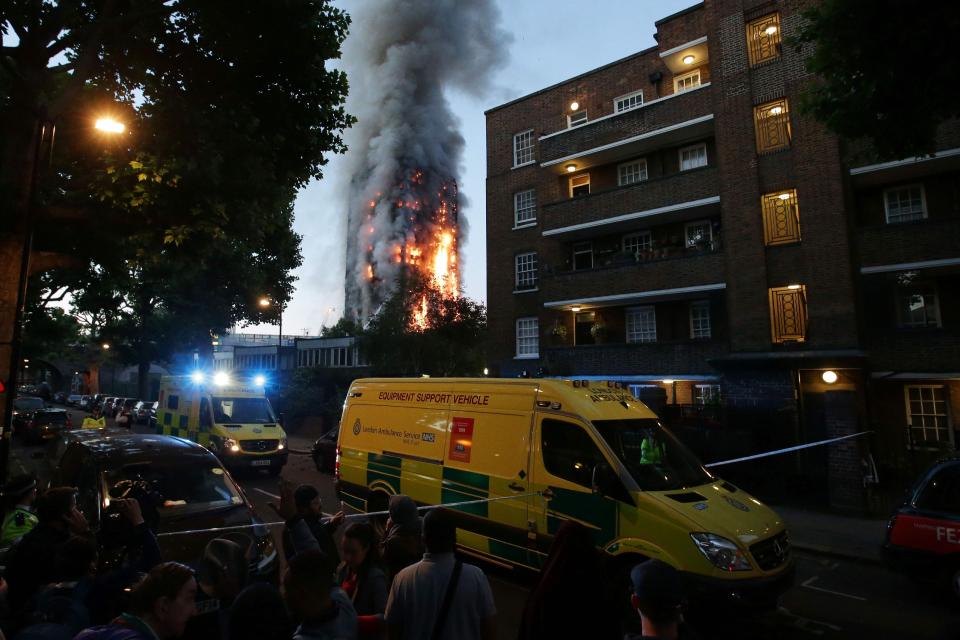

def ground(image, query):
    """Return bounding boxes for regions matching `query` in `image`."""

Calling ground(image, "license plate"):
[251,459,272,467]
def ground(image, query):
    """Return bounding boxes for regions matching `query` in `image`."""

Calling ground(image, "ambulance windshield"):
[594,419,713,491]
[211,397,277,424]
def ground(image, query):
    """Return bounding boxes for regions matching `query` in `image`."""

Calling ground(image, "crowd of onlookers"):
[0,474,694,640]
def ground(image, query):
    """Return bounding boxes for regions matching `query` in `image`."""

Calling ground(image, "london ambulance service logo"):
[353,418,362,435]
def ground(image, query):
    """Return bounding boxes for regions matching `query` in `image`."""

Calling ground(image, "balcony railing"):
[543,340,726,376]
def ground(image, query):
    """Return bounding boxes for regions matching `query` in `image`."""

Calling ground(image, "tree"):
[321,317,363,338]
[1,1,355,399]
[361,274,487,377]
[794,1,960,159]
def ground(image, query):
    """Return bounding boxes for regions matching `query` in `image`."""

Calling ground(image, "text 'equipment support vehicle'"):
[335,378,794,608]
[156,374,288,474]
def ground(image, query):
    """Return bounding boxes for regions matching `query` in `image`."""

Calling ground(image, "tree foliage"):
[361,274,487,377]
[794,0,960,159]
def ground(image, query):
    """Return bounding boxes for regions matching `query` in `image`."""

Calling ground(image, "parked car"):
[48,431,278,580]
[132,400,153,425]
[21,408,72,444]
[79,395,92,410]
[66,394,82,406]
[12,397,45,434]
[311,426,339,474]
[884,457,960,600]
[91,394,104,410]
[148,401,158,429]
[52,391,67,404]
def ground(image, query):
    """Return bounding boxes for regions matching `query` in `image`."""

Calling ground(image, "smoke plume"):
[342,0,511,320]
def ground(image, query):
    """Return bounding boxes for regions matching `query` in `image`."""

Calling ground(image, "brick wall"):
[857,217,960,267]
[544,340,726,376]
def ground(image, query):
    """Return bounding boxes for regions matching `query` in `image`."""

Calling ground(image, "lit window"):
[515,252,538,290]
[769,285,807,343]
[626,306,657,343]
[747,13,782,67]
[884,185,927,224]
[761,189,801,245]
[685,220,713,248]
[754,99,791,153]
[674,69,701,93]
[623,231,652,257]
[690,301,712,339]
[572,242,593,270]
[514,189,537,227]
[516,317,539,358]
[567,110,588,128]
[694,384,721,405]
[897,286,940,328]
[569,174,590,197]
[618,159,648,186]
[513,130,535,167]
[615,91,644,113]
[679,143,708,171]
[905,386,951,448]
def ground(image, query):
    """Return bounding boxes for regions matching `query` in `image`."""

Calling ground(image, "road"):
[10,413,960,639]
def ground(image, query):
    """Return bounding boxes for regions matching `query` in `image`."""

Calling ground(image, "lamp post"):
[259,296,283,368]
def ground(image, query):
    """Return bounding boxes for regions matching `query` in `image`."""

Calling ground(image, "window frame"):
[896,285,942,329]
[513,189,537,228]
[753,99,792,153]
[569,173,591,198]
[625,305,657,344]
[673,69,702,93]
[614,90,644,113]
[572,241,594,271]
[883,184,928,224]
[617,159,648,186]
[904,385,953,449]
[679,143,708,171]
[567,110,588,128]
[746,13,782,67]
[514,251,539,291]
[623,231,653,257]
[693,384,721,405]
[515,317,540,359]
[761,189,802,245]
[769,285,808,343]
[684,220,713,248]
[513,129,535,168]
[689,301,712,339]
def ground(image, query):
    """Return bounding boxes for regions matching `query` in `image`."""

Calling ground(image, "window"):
[569,174,590,197]
[623,231,652,257]
[514,189,537,227]
[541,419,607,489]
[167,395,179,410]
[516,317,539,358]
[615,91,644,113]
[618,159,648,186]
[916,463,960,512]
[685,220,713,248]
[897,286,941,328]
[679,143,707,171]
[884,185,927,224]
[747,13,782,67]
[626,306,657,343]
[761,189,801,245]
[674,69,701,93]
[905,386,952,448]
[754,99,791,153]
[690,301,712,339]
[567,110,588,128]
[572,242,593,270]
[694,384,721,405]
[769,285,807,343]
[513,129,534,167]
[515,252,538,290]
[575,312,595,345]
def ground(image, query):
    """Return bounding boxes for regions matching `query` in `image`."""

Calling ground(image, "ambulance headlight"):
[224,438,241,453]
[213,372,230,386]
[191,371,205,384]
[253,374,266,387]
[690,533,752,571]
[278,436,287,451]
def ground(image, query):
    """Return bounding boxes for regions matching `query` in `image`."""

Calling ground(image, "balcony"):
[542,167,719,237]
[538,84,714,170]
[857,217,960,272]
[543,340,726,376]
[866,328,960,371]
[541,246,725,307]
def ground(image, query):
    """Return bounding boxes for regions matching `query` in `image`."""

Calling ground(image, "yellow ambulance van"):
[335,377,794,606]
[157,373,288,474]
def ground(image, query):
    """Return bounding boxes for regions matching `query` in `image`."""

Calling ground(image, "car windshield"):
[593,419,713,491]
[103,460,243,518]
[35,412,67,424]
[211,396,276,424]
[14,398,44,411]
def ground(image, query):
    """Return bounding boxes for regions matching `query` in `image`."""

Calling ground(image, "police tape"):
[155,491,545,538]
[703,430,872,468]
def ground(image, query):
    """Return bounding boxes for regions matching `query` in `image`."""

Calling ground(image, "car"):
[21,408,72,444]
[132,400,153,425]
[148,401,158,429]
[884,457,960,600]
[66,394,82,406]
[12,397,46,434]
[48,431,278,580]
[312,426,339,473]
[91,394,104,410]
[79,395,92,410]
[102,397,117,416]
[53,392,67,404]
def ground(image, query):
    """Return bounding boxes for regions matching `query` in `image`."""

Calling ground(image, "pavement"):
[774,505,889,565]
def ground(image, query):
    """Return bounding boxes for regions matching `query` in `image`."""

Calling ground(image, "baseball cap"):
[630,559,683,609]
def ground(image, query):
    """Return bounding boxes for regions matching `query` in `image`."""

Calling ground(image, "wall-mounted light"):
[682,54,696,65]
[778,192,791,200]
[569,101,580,112]
[571,306,581,313]
[822,370,838,384]
[769,106,783,116]
[483,367,489,376]
[565,163,577,173]
[787,284,802,290]
[765,25,778,36]
[662,379,675,384]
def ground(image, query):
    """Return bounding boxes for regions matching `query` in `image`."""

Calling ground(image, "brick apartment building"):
[484,0,960,511]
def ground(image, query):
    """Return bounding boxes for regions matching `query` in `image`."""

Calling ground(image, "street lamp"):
[94,117,125,134]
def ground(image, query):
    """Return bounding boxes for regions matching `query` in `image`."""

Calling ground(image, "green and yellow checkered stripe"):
[157,411,211,446]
